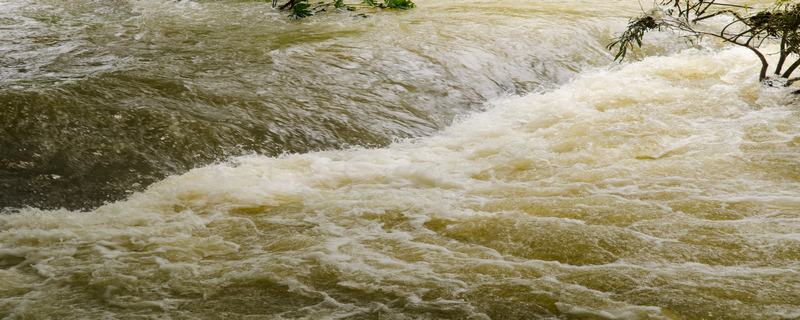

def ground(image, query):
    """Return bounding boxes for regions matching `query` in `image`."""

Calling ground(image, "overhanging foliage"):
[272,0,415,19]
[609,0,800,86]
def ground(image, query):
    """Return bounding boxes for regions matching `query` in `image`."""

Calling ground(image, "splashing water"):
[1,0,799,319]
[2,46,799,319]
[0,0,634,209]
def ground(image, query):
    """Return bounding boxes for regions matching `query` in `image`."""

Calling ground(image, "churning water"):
[1,0,799,319]
[0,0,630,209]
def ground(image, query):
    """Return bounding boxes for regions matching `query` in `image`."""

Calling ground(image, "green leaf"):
[384,0,415,9]
[292,0,313,18]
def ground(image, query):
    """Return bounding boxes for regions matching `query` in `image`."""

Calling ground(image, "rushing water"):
[2,0,800,319]
[0,0,632,209]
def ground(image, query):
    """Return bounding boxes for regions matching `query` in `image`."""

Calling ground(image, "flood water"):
[1,0,799,319]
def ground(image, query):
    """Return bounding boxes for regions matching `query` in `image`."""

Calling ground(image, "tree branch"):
[776,33,789,75]
[782,58,800,79]
[695,30,770,81]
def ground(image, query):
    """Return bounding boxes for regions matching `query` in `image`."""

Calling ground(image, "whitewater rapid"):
[0,0,636,210]
[2,46,799,319]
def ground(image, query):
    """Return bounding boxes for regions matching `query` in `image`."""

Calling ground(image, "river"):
[1,0,799,319]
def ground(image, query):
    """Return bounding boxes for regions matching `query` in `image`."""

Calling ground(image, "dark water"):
[0,0,622,209]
